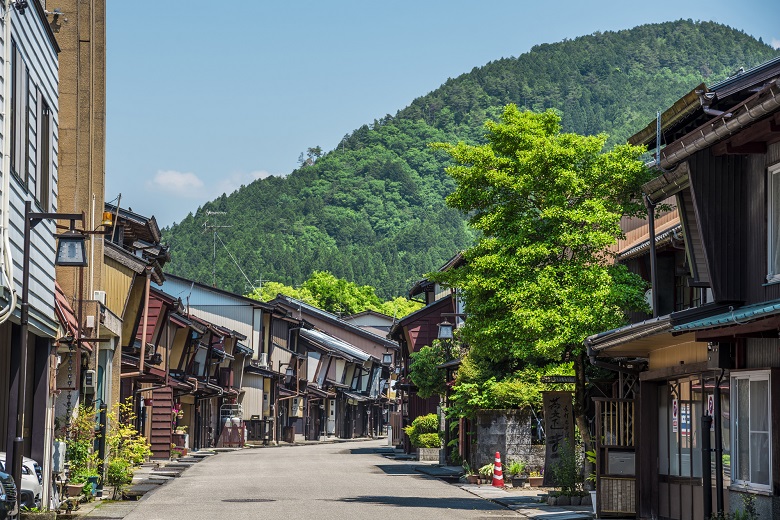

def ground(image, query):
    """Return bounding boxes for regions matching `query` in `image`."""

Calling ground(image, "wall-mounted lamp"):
[55,229,88,267]
[12,0,28,15]
[382,352,393,365]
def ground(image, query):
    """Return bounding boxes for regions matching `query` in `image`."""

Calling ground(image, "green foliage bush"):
[404,413,440,448]
[416,433,441,448]
[408,343,446,398]
[549,440,582,495]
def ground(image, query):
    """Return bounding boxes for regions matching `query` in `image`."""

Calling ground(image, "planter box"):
[528,476,544,487]
[20,512,57,520]
[511,476,527,488]
[466,475,479,484]
[417,448,441,462]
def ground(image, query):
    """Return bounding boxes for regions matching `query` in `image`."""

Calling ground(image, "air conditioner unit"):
[83,369,96,394]
[85,315,95,329]
[93,290,107,305]
[257,352,268,368]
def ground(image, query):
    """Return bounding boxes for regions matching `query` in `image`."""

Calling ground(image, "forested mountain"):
[163,20,778,298]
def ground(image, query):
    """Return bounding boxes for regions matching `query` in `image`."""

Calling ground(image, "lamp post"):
[275,360,297,444]
[437,318,456,464]
[10,202,85,510]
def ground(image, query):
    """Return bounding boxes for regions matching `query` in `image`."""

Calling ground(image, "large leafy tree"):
[432,106,651,448]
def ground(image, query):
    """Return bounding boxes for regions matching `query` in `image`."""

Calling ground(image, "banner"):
[542,391,575,487]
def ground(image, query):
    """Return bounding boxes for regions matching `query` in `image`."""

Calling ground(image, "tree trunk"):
[573,349,595,489]
[573,349,592,451]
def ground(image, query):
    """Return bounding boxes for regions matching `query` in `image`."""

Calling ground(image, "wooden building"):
[588,56,780,519]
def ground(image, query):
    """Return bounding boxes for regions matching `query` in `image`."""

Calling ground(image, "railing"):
[595,398,635,447]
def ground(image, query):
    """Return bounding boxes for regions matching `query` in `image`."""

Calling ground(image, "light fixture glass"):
[382,353,393,365]
[437,320,454,340]
[285,366,295,378]
[55,230,88,267]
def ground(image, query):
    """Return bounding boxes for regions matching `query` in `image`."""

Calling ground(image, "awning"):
[673,299,780,333]
[341,390,368,402]
[306,386,333,398]
[235,342,253,356]
[245,365,277,378]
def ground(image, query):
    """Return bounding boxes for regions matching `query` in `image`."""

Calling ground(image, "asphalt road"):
[122,440,518,520]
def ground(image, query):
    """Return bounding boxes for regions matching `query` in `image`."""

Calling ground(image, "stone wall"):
[473,409,545,469]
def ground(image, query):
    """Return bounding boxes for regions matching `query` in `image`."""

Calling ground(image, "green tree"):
[408,342,447,399]
[432,106,651,449]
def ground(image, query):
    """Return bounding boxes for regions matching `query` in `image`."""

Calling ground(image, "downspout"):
[0,1,16,324]
[645,194,659,318]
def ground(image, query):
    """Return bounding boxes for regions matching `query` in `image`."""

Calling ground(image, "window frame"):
[767,162,780,283]
[730,370,772,491]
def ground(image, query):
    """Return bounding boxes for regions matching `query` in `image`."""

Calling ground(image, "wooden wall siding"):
[647,341,707,370]
[745,142,780,304]
[136,296,163,346]
[689,150,747,302]
[615,201,679,254]
[744,338,780,369]
[103,257,135,318]
[149,387,173,459]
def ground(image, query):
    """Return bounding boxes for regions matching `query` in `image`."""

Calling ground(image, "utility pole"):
[203,211,230,287]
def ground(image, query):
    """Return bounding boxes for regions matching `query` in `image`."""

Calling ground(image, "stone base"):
[417,447,441,461]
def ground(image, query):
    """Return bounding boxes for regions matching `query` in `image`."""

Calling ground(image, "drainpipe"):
[645,194,659,318]
[714,369,725,514]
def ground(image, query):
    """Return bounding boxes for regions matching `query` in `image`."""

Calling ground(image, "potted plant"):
[506,460,526,487]
[528,469,544,487]
[461,462,478,484]
[585,449,597,515]
[478,463,494,484]
[403,414,441,461]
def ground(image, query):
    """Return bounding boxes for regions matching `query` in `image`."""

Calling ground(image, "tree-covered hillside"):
[163,20,778,298]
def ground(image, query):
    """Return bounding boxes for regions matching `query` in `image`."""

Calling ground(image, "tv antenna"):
[203,211,230,287]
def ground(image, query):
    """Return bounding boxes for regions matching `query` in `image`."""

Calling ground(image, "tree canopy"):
[432,107,651,440]
[246,270,423,317]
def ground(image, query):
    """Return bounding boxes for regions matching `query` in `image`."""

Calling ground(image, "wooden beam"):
[639,361,710,381]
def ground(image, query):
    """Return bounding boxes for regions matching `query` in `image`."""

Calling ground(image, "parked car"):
[0,470,18,520]
[0,453,43,509]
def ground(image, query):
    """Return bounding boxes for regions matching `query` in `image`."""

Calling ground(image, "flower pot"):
[466,475,478,484]
[528,476,544,487]
[511,475,526,488]
[66,482,85,497]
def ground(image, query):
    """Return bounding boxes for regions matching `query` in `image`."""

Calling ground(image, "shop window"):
[731,371,771,490]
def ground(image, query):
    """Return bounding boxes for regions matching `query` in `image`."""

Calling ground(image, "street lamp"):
[10,202,85,510]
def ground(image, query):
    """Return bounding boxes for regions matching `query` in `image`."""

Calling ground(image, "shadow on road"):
[334,495,503,510]
[373,464,428,475]
[347,447,396,455]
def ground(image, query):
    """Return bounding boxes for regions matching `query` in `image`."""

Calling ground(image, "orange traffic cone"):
[492,451,504,487]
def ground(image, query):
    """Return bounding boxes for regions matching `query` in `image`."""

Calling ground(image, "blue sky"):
[105,1,780,227]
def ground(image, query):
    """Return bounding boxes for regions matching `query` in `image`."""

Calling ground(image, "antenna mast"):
[203,211,230,287]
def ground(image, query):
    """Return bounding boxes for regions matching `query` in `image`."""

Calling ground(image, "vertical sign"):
[542,391,575,487]
[707,394,715,431]
[672,398,678,433]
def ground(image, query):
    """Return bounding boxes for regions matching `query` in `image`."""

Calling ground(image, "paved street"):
[115,440,517,520]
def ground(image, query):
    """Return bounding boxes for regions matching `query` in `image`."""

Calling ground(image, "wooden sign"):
[542,391,575,487]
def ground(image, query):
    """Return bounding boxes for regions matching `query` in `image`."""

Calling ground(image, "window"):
[731,371,771,490]
[36,96,51,210]
[768,163,780,282]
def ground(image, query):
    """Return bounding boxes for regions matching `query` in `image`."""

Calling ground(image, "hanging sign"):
[672,398,678,433]
[707,394,715,431]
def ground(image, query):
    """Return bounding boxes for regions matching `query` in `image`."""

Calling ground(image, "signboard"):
[707,394,715,431]
[542,391,575,487]
[680,403,691,436]
[672,398,678,433]
[541,376,577,384]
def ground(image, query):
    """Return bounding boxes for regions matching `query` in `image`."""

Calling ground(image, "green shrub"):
[404,413,440,448]
[416,433,441,448]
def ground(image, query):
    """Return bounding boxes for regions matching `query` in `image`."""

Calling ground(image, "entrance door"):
[656,377,731,519]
